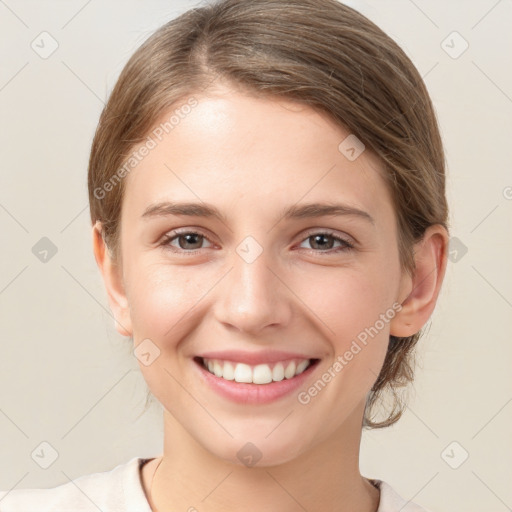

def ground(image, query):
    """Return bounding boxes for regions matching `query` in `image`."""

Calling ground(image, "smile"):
[200,357,314,384]
[193,351,321,404]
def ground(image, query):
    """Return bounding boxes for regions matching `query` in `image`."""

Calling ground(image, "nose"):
[213,245,292,336]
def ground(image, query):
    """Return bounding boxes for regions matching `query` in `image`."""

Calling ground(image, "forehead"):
[121,87,394,225]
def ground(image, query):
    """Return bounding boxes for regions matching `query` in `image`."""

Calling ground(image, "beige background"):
[0,0,511,510]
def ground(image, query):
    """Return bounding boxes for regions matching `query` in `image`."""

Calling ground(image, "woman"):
[0,0,448,510]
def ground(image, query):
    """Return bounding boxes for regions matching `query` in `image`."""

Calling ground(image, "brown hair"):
[88,0,449,429]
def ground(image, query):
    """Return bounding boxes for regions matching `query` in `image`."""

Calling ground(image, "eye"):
[159,229,355,255]
[298,231,354,253]
[160,230,214,253]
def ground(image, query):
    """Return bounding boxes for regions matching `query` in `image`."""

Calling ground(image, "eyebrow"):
[141,201,375,225]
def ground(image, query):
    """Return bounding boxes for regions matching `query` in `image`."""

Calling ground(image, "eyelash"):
[159,229,355,256]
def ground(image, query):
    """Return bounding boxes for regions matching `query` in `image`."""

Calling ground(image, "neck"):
[148,403,380,512]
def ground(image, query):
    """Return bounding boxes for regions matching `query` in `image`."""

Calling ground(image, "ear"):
[92,221,132,337]
[390,224,449,337]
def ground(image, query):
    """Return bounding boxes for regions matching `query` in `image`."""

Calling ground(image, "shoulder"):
[371,479,434,512]
[0,457,153,512]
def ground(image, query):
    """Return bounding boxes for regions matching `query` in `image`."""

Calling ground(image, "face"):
[103,84,415,466]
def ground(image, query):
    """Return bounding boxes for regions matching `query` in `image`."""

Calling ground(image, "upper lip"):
[196,350,319,365]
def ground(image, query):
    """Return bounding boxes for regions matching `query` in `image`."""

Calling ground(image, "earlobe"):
[92,221,133,337]
[390,225,449,338]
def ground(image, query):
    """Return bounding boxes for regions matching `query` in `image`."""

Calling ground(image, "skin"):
[93,83,448,512]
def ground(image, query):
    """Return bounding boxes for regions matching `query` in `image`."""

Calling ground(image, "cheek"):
[124,260,207,341]
[293,263,398,342]
[290,262,398,395]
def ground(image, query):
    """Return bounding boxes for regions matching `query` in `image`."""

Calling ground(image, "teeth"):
[223,361,235,380]
[202,358,312,384]
[234,363,252,383]
[253,364,273,384]
[213,361,223,377]
[284,361,296,379]
[296,360,309,375]
[272,362,284,382]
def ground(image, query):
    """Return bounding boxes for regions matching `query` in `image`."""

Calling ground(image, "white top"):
[0,456,432,511]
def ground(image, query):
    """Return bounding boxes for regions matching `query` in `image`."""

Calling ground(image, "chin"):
[202,431,308,469]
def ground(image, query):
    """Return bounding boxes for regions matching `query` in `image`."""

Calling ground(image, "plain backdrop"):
[0,1,511,510]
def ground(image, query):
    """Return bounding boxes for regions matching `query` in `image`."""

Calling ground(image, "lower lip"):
[193,358,319,404]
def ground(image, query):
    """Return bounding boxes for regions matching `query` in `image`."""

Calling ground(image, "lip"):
[193,356,320,404]
[196,349,317,365]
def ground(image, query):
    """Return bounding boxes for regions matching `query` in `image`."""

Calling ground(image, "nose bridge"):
[214,236,290,333]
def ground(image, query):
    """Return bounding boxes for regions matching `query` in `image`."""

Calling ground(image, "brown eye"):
[161,231,213,253]
[308,234,335,250]
[176,233,204,250]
